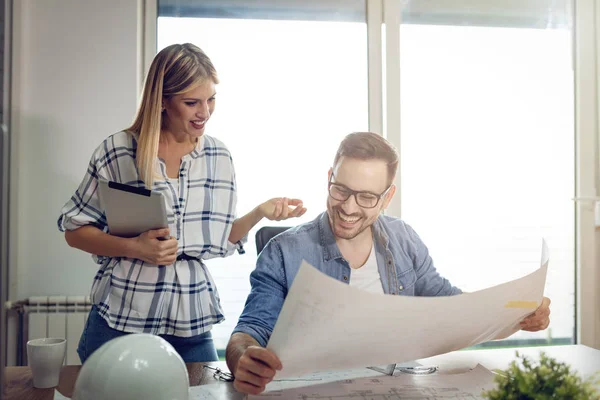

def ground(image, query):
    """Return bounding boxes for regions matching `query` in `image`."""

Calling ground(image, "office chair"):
[255,226,291,254]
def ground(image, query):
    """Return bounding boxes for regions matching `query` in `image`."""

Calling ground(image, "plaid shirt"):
[58,131,245,336]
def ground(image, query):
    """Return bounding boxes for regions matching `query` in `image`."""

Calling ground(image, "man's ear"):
[327,167,333,183]
[381,185,396,210]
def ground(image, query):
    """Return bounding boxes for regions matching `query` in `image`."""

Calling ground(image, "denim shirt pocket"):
[396,269,417,296]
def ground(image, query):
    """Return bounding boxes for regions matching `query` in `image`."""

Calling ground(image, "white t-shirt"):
[349,244,384,294]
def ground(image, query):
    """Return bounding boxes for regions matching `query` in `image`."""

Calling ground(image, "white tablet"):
[97,180,168,238]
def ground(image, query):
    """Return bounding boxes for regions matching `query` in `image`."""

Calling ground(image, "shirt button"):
[399,285,404,291]
[388,260,392,265]
[343,275,348,281]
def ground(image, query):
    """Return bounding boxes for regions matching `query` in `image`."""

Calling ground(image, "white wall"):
[10,0,141,300]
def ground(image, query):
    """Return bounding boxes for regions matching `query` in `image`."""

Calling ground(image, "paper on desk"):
[250,364,497,399]
[267,240,548,378]
[265,366,386,393]
[189,383,245,400]
[54,390,70,400]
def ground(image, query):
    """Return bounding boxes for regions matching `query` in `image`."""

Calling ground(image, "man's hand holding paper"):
[520,296,551,332]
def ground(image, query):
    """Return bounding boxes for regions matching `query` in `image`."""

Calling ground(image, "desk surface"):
[3,361,235,400]
[420,344,600,378]
[4,344,599,400]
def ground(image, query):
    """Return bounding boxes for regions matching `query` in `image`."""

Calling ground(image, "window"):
[398,0,575,346]
[156,0,576,352]
[158,0,368,351]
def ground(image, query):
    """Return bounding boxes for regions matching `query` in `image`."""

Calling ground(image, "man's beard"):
[327,204,373,240]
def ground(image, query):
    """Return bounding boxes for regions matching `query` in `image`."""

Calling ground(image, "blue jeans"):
[77,306,219,364]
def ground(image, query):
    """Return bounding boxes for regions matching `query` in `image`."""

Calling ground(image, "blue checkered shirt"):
[58,131,245,336]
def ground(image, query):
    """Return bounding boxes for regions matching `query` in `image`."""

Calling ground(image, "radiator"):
[19,296,91,366]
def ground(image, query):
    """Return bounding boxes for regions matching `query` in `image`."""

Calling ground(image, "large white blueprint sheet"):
[250,364,497,399]
[267,240,549,378]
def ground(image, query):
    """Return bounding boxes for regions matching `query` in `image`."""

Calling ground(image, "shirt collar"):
[130,130,206,160]
[187,135,205,159]
[318,212,343,262]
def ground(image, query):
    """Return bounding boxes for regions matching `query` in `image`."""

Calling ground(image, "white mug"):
[27,338,67,388]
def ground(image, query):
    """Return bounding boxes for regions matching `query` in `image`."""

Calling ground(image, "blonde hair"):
[333,132,399,185]
[126,43,219,188]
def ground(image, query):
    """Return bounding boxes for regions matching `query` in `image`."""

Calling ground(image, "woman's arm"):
[65,225,137,258]
[228,198,306,244]
[65,225,179,265]
[228,207,266,244]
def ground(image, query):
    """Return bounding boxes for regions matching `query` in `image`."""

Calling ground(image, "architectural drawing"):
[251,365,496,400]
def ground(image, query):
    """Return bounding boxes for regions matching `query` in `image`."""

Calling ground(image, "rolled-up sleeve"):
[225,236,248,256]
[57,150,107,233]
[232,239,287,347]
[199,143,247,259]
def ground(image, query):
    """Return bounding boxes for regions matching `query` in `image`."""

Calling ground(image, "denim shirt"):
[233,212,462,347]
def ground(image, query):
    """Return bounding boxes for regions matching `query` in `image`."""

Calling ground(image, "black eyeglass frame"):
[203,365,235,382]
[328,172,392,209]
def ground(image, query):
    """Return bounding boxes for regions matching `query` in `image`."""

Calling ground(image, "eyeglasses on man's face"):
[328,172,391,209]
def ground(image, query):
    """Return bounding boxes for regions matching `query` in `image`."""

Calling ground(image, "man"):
[226,132,551,395]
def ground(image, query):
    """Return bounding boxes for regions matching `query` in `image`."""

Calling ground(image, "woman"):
[57,43,306,363]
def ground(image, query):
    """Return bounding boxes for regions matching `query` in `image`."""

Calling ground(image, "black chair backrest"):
[255,226,291,254]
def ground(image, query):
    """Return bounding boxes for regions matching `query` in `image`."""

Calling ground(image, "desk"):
[420,344,600,378]
[4,345,599,400]
[3,361,236,400]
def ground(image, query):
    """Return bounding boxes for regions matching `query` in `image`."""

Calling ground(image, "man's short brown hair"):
[333,132,399,184]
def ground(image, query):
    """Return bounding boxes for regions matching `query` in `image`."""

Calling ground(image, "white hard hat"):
[72,333,189,400]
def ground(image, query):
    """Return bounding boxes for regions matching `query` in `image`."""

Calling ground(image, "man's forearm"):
[226,332,261,375]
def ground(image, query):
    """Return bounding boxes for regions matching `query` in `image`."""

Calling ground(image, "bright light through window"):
[157,5,575,351]
[158,17,369,350]
[400,24,574,345]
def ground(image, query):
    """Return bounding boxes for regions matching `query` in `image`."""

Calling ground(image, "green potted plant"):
[483,352,599,399]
